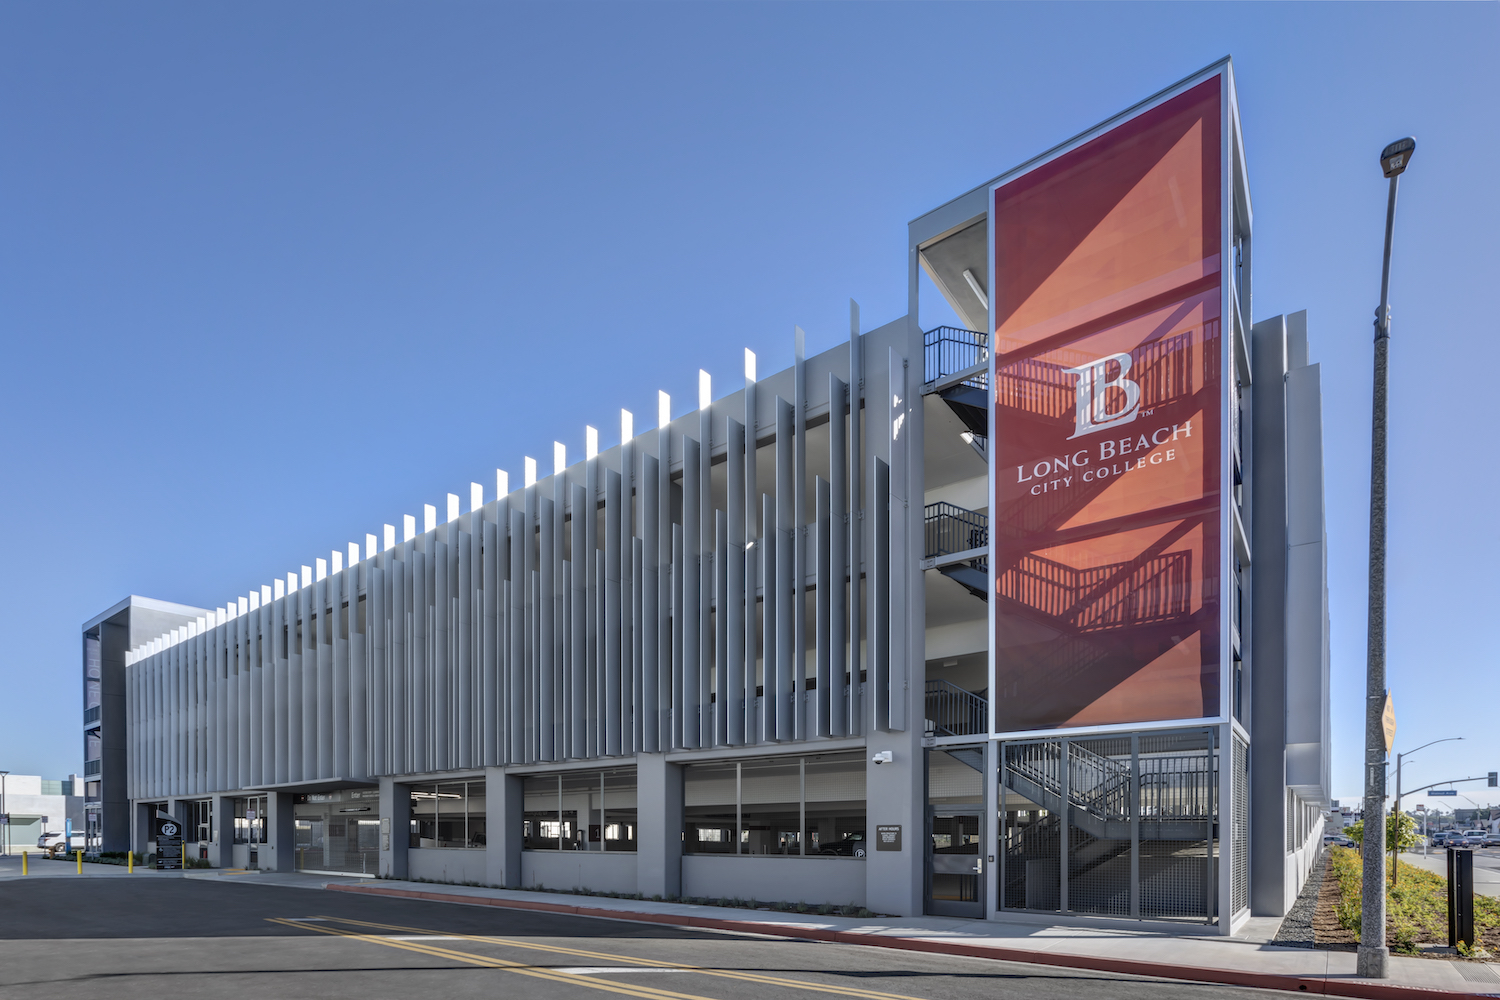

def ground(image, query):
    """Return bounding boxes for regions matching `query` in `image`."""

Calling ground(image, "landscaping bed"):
[1316,846,1499,956]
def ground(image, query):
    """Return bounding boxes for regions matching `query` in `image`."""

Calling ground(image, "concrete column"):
[636,752,682,898]
[208,793,231,868]
[865,729,924,916]
[485,766,524,888]
[380,776,410,880]
[131,800,151,858]
[265,792,295,873]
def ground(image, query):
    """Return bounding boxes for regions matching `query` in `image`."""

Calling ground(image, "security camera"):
[871,751,893,765]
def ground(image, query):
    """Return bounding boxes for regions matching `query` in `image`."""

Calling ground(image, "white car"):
[35,831,87,857]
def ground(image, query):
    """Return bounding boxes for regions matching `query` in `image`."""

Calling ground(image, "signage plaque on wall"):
[875,825,902,851]
[154,814,183,870]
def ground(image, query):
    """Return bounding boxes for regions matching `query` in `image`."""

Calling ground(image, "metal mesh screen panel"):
[1232,735,1249,915]
[1002,729,1220,922]
[1066,737,1132,916]
[1137,730,1214,920]
[1002,742,1060,911]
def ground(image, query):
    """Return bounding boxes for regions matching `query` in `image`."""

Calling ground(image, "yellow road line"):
[266,917,717,1000]
[312,913,934,1000]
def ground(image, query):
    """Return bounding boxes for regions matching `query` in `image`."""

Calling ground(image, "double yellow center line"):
[268,913,933,1000]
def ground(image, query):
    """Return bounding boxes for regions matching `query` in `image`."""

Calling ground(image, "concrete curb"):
[327,883,1470,999]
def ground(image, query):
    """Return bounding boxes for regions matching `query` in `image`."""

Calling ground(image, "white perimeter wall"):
[521,851,639,894]
[681,856,864,907]
[409,848,489,885]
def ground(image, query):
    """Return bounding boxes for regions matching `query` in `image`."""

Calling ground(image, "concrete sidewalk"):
[294,876,1500,1000]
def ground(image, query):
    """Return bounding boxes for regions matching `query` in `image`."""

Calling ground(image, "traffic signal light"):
[1489,772,1497,787]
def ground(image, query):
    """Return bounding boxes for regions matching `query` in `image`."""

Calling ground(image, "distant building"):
[0,774,82,854]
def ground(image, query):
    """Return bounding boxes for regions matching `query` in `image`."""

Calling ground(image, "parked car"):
[819,832,867,857]
[35,831,86,857]
[1323,834,1354,848]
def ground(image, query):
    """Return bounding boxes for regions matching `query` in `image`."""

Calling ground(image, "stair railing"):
[924,678,988,737]
[924,503,988,561]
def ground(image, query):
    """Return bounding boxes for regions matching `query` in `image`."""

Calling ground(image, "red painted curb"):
[325,883,1469,1000]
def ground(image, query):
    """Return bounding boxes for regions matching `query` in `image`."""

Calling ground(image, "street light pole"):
[1392,737,1462,885]
[1359,135,1415,982]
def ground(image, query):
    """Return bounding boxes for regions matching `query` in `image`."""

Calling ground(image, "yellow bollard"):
[21,851,27,875]
[128,851,133,874]
[182,842,187,870]
[76,850,82,874]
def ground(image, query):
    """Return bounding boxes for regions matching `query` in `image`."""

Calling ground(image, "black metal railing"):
[925,502,988,560]
[925,679,988,737]
[924,326,989,387]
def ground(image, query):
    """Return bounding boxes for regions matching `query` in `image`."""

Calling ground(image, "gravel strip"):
[1272,847,1328,948]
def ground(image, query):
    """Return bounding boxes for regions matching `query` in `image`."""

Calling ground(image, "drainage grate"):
[1453,963,1500,984]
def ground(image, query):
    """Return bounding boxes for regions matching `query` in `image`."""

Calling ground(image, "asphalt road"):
[0,875,1285,1000]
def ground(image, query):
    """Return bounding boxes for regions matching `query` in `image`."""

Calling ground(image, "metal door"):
[926,809,985,917]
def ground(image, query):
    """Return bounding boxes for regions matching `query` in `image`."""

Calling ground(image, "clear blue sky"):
[1,2,1494,808]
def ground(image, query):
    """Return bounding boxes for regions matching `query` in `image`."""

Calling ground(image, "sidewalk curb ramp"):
[326,884,1471,999]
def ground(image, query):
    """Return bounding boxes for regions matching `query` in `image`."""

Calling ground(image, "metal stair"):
[924,502,988,601]
[1003,740,1212,841]
[924,679,988,739]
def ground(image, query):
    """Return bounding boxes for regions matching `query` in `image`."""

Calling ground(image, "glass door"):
[927,809,984,917]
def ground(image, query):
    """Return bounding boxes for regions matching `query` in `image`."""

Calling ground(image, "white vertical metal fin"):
[410,549,428,774]
[792,327,807,742]
[620,410,635,755]
[631,535,644,753]
[538,495,555,762]
[570,482,589,759]
[759,495,778,742]
[848,300,863,735]
[815,475,832,737]
[724,417,746,746]
[671,522,684,749]
[743,352,758,743]
[775,396,795,742]
[698,372,713,749]
[872,456,891,732]
[585,431,599,759]
[714,510,729,746]
[455,525,472,769]
[286,591,301,783]
[681,436,701,749]
[656,402,672,751]
[390,551,408,774]
[887,346,909,733]
[371,563,388,775]
[828,373,848,737]
[640,453,660,753]
[508,508,526,764]
[552,450,567,760]
[333,566,350,779]
[605,467,623,756]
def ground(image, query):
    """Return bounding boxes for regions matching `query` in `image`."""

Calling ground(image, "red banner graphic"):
[991,77,1224,732]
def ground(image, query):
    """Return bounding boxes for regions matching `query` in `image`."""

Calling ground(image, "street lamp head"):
[1380,137,1416,178]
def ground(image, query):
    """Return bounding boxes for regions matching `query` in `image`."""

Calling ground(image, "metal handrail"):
[924,327,989,387]
[924,678,987,737]
[925,503,988,561]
